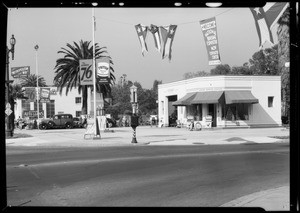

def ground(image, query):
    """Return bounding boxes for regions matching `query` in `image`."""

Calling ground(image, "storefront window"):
[186,104,202,121]
[46,100,55,118]
[223,104,249,121]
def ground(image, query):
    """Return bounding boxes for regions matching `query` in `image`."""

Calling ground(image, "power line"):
[96,8,235,26]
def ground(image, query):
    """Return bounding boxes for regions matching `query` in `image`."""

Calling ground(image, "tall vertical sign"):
[200,17,221,66]
[96,57,110,84]
[80,59,93,85]
[39,88,50,103]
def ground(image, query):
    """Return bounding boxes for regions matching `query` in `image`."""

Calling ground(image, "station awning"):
[190,91,224,104]
[172,92,197,106]
[224,90,259,104]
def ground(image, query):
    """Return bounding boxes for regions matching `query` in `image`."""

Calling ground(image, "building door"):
[167,95,177,127]
[208,104,217,127]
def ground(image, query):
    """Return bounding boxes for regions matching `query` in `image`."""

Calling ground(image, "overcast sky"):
[7,6,277,89]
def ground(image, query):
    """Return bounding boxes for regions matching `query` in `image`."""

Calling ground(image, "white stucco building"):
[158,75,282,128]
[14,87,105,120]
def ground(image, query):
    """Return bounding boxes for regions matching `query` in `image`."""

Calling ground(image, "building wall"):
[51,88,82,117]
[158,75,282,128]
[15,87,83,119]
[14,87,107,120]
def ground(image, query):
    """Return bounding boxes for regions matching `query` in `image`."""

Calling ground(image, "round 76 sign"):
[80,59,94,85]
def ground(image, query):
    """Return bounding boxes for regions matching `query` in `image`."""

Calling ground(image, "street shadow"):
[225,137,257,144]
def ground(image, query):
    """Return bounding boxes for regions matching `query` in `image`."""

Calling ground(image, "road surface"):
[6,143,289,207]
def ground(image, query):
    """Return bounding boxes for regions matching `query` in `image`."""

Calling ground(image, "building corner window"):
[268,96,274,108]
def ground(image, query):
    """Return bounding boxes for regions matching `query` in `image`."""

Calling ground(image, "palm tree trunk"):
[9,97,15,131]
[82,85,88,115]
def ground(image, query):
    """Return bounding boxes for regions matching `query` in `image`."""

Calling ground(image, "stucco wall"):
[158,75,282,128]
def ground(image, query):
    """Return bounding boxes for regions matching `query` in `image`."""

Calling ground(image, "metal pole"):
[5,46,12,137]
[35,45,39,129]
[92,8,99,137]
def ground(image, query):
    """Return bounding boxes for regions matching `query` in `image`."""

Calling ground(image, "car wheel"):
[65,123,72,129]
[108,122,113,128]
[195,122,202,131]
[40,123,47,130]
[48,121,55,129]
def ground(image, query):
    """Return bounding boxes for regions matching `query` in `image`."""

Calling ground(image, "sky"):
[6,5,278,89]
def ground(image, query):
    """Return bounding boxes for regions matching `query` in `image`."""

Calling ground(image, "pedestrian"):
[17,116,22,130]
[33,120,37,129]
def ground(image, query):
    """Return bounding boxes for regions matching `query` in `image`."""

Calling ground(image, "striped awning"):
[172,92,197,106]
[224,90,258,104]
[190,91,224,104]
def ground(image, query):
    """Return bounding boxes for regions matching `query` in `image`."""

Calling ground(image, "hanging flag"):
[264,2,289,29]
[96,57,110,84]
[160,25,177,61]
[159,25,169,58]
[250,7,274,49]
[149,24,162,53]
[199,17,221,66]
[135,24,149,56]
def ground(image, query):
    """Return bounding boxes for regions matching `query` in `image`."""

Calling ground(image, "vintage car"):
[39,114,74,129]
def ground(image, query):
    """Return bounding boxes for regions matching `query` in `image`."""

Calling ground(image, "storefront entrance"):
[208,104,217,127]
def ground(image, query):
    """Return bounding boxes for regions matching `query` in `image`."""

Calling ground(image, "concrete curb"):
[220,186,289,211]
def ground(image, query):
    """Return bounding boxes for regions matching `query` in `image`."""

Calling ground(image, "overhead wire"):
[96,8,235,26]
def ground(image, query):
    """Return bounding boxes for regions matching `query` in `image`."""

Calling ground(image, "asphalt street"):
[6,143,289,207]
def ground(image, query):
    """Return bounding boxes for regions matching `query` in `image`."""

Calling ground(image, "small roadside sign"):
[5,108,13,116]
[6,103,11,109]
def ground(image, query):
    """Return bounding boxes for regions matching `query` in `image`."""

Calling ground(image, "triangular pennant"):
[135,24,149,56]
[250,7,274,49]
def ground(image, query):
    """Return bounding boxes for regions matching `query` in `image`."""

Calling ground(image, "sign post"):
[130,85,139,143]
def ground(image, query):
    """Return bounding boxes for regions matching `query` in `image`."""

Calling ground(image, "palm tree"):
[277,8,290,122]
[54,40,115,115]
[20,74,47,87]
[7,84,28,131]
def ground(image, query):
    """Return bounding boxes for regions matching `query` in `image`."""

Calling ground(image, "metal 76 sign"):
[80,59,93,85]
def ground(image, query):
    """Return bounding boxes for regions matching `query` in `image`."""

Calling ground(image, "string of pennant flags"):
[97,2,289,65]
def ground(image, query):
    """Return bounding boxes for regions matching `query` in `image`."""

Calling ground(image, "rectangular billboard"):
[80,59,93,85]
[11,66,30,78]
[40,88,51,103]
[96,58,110,84]
[200,17,221,66]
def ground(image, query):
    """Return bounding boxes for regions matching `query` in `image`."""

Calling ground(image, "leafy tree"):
[105,79,161,119]
[277,8,290,121]
[231,63,252,75]
[6,84,28,131]
[106,81,132,119]
[183,71,209,79]
[20,74,47,87]
[248,45,279,75]
[210,64,231,75]
[54,40,115,115]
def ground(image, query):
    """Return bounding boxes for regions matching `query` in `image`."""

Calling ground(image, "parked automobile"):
[39,114,74,129]
[73,117,85,128]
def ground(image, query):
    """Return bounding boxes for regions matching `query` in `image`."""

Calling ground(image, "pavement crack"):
[18,200,31,206]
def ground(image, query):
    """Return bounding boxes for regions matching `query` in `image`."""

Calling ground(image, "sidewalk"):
[220,186,290,211]
[6,126,289,147]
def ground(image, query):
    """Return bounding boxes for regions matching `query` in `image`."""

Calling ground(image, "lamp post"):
[34,45,39,128]
[130,85,139,143]
[5,35,16,138]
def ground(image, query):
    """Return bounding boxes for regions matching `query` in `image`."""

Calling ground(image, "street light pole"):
[34,45,39,128]
[5,35,16,138]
